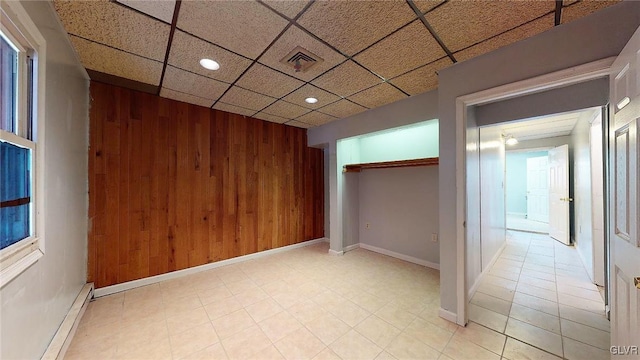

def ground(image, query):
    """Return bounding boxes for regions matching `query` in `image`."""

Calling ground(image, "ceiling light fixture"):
[199,58,220,71]
[616,96,630,110]
[505,135,518,146]
[305,97,318,104]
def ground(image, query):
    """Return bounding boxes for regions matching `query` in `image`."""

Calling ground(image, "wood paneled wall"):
[88,82,324,288]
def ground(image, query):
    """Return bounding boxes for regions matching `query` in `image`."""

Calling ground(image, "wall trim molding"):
[328,249,344,256]
[468,240,508,299]
[42,283,93,360]
[439,308,458,323]
[343,244,360,252]
[94,238,327,297]
[358,243,440,270]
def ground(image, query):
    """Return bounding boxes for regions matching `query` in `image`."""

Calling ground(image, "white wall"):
[358,166,439,265]
[506,151,549,216]
[572,111,597,281]
[357,121,439,163]
[590,113,605,286]
[438,2,640,316]
[479,127,506,271]
[0,2,89,359]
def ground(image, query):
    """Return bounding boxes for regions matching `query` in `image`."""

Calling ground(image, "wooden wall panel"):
[88,82,325,288]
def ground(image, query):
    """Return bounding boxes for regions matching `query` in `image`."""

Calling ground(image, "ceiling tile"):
[115,0,175,23]
[318,100,368,119]
[354,20,446,79]
[454,14,554,63]
[168,30,252,84]
[163,66,229,101]
[253,112,289,124]
[70,35,163,85]
[235,63,305,99]
[160,88,212,108]
[389,57,452,95]
[213,102,256,117]
[312,61,382,97]
[218,86,277,111]
[262,0,311,19]
[285,120,314,129]
[53,0,170,61]
[177,1,289,59]
[424,0,555,52]
[262,100,310,119]
[258,26,348,82]
[414,0,445,14]
[347,83,407,109]
[283,84,340,110]
[296,111,338,127]
[297,1,418,55]
[561,1,621,24]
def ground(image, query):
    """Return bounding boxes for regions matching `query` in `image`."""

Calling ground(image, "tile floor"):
[470,230,610,360]
[66,233,610,360]
[506,214,549,234]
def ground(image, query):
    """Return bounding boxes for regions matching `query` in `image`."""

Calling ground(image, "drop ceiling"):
[53,0,620,128]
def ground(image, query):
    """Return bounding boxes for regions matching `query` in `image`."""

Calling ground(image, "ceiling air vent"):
[280,46,323,73]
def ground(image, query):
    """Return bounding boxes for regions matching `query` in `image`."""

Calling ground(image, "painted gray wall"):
[0,2,89,359]
[358,166,439,264]
[572,113,595,279]
[438,2,640,315]
[465,109,482,295]
[475,78,609,127]
[506,151,549,215]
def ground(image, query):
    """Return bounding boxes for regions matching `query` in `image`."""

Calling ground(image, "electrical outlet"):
[431,233,438,242]
[366,223,370,229]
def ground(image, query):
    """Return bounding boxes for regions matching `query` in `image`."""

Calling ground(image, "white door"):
[548,145,570,245]
[609,26,640,353]
[526,156,549,223]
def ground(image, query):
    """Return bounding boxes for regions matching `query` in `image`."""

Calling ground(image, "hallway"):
[469,231,610,359]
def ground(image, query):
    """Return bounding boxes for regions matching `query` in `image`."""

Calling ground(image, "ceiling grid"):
[53,0,622,128]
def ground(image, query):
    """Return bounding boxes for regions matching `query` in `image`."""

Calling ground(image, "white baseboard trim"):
[328,249,344,256]
[358,243,440,270]
[439,308,458,324]
[468,240,507,299]
[94,238,327,297]
[507,212,526,217]
[42,283,93,360]
[343,244,360,252]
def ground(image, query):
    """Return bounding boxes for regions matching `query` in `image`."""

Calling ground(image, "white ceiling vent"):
[280,46,323,73]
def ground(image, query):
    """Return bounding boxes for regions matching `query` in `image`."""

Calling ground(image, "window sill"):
[0,238,42,288]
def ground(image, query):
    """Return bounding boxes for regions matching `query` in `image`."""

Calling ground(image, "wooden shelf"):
[343,157,439,173]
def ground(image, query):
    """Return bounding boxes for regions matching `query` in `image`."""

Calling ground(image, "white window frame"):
[0,1,46,289]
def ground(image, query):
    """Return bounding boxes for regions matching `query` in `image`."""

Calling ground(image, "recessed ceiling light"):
[199,58,220,71]
[305,97,318,104]
[505,136,518,146]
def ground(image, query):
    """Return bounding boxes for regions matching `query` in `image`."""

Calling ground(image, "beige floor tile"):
[557,293,605,314]
[355,315,401,348]
[164,293,203,317]
[274,327,326,360]
[375,303,417,330]
[502,337,561,360]
[203,296,244,320]
[220,325,272,360]
[258,310,303,343]
[402,317,453,352]
[509,303,561,334]
[198,285,233,305]
[417,307,460,333]
[121,298,165,324]
[245,297,284,323]
[520,269,555,282]
[325,299,370,327]
[226,278,257,295]
[312,347,342,360]
[452,321,505,355]
[375,351,398,360]
[556,283,602,302]
[476,283,515,302]
[170,321,220,359]
[348,290,389,313]
[305,312,351,345]
[518,275,556,291]
[558,304,610,332]
[560,318,610,350]
[329,330,382,360]
[181,342,229,360]
[117,318,169,356]
[516,283,557,303]
[211,309,256,339]
[443,334,500,360]
[288,299,328,324]
[468,304,508,333]
[272,289,308,309]
[470,292,512,316]
[563,337,610,360]
[234,287,269,307]
[166,306,211,336]
[386,332,441,360]
[245,345,286,360]
[512,292,558,316]
[505,318,562,357]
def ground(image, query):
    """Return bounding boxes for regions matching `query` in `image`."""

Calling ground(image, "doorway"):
[506,149,550,234]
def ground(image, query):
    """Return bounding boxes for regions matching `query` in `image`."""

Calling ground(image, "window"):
[0,2,46,288]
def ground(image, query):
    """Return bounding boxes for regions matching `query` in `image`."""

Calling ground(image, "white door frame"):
[455,57,614,325]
